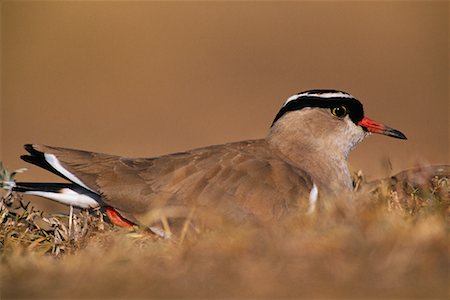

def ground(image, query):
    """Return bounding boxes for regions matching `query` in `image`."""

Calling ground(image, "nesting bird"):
[6,90,406,236]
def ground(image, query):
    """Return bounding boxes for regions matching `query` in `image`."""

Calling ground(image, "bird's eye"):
[331,106,348,118]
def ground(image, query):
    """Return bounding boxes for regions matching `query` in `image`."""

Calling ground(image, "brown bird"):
[5,90,406,236]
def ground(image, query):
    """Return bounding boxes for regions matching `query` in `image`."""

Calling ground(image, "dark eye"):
[331,105,348,118]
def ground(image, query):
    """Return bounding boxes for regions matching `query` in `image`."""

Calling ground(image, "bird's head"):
[268,89,407,159]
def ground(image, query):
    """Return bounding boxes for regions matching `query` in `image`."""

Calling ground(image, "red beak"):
[358,117,407,140]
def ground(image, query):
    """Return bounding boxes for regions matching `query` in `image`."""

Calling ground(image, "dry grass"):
[0,165,449,299]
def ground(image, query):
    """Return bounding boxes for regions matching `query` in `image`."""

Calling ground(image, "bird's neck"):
[266,129,354,194]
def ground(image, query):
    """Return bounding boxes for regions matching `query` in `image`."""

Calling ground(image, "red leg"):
[105,207,162,238]
[105,207,135,228]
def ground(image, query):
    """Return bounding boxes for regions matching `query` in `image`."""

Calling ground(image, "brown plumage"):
[22,140,313,226]
[9,90,407,235]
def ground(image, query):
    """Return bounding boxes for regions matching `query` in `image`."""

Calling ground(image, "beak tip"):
[391,129,407,140]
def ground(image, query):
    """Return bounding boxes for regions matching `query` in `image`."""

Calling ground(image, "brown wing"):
[26,141,313,225]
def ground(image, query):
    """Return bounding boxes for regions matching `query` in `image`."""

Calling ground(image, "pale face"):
[269,89,406,159]
[270,107,366,159]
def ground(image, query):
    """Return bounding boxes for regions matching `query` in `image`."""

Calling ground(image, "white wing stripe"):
[25,189,99,208]
[44,153,94,192]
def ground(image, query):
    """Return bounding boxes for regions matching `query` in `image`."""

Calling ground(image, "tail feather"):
[13,182,77,193]
[10,182,101,209]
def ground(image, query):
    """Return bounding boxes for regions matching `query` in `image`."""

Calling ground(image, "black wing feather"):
[21,144,71,182]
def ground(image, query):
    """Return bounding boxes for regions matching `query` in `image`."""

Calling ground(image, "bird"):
[4,89,407,237]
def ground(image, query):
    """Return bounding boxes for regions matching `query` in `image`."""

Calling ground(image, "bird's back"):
[31,140,314,226]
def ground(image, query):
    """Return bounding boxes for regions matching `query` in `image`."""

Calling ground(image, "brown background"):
[1,1,449,210]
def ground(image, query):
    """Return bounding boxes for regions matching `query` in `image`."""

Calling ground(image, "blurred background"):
[1,1,449,211]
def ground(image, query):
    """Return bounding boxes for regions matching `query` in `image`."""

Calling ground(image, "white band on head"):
[283,91,354,106]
